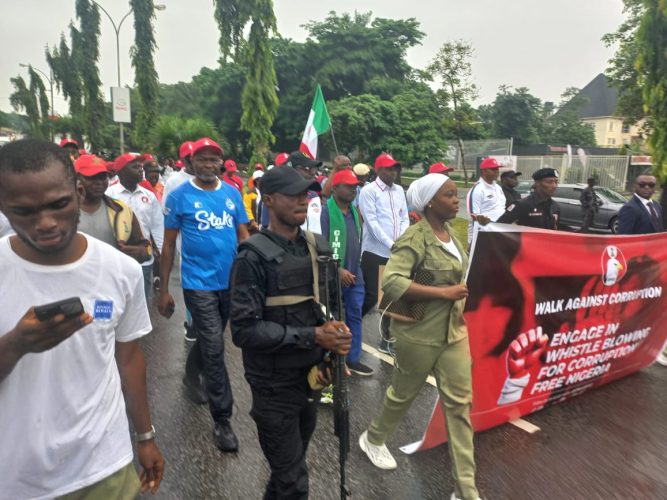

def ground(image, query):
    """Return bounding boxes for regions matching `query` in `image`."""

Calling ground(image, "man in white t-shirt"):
[0,139,164,499]
[285,150,323,234]
[163,141,195,206]
[466,157,507,243]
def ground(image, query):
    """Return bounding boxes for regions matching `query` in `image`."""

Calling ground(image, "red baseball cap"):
[75,154,109,177]
[224,159,238,172]
[480,157,501,169]
[113,152,141,172]
[191,137,223,158]
[174,159,184,168]
[59,138,78,148]
[140,153,156,163]
[274,152,289,166]
[374,153,400,170]
[254,162,264,170]
[179,141,194,159]
[333,169,359,186]
[429,162,453,174]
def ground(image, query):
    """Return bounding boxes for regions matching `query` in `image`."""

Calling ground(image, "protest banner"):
[401,224,667,454]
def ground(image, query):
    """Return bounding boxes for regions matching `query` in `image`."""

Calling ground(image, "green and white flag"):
[299,84,331,159]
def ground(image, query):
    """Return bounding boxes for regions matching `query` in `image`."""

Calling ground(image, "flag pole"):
[329,124,340,157]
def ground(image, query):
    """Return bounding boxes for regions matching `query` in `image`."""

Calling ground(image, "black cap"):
[261,166,321,195]
[286,151,323,169]
[532,168,559,181]
[501,170,522,179]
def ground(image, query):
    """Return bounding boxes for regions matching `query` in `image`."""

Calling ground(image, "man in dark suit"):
[617,174,663,235]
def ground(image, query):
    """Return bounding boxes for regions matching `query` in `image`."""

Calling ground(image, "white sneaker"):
[358,431,397,470]
[657,352,667,366]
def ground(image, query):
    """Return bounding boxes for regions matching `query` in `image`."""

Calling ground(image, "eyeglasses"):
[637,182,656,188]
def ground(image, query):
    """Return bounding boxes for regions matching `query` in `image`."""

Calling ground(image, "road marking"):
[509,418,541,433]
[362,342,541,434]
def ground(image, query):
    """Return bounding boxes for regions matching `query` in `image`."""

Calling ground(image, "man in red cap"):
[466,156,506,243]
[358,153,409,355]
[321,169,374,376]
[254,162,264,171]
[274,152,289,167]
[76,154,150,263]
[163,141,195,207]
[159,137,249,452]
[106,152,164,297]
[429,162,454,175]
[59,137,80,161]
[221,159,244,193]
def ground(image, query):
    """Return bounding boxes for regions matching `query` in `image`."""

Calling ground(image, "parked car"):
[552,184,626,233]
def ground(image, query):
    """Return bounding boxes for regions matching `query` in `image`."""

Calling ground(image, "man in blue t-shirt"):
[158,137,249,452]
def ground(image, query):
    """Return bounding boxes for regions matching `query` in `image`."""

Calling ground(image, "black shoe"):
[348,361,374,376]
[214,420,239,452]
[182,375,208,405]
[184,321,196,342]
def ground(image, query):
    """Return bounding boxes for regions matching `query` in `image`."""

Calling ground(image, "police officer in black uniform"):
[229,166,352,499]
[499,170,523,208]
[497,168,561,230]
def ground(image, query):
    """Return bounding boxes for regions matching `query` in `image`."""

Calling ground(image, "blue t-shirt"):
[165,179,249,291]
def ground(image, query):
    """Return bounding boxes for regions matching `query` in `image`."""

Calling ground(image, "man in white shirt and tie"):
[358,153,409,354]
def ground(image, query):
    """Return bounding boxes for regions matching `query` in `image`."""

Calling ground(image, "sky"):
[0,0,627,116]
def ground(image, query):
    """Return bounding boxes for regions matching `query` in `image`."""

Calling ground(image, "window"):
[607,138,616,145]
[608,121,614,132]
[555,187,579,200]
[622,123,630,133]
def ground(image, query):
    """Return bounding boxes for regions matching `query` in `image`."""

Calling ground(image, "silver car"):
[552,184,627,233]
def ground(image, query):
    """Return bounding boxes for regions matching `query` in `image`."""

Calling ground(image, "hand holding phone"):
[34,297,84,321]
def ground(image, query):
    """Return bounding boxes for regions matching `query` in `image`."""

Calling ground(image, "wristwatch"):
[135,425,156,442]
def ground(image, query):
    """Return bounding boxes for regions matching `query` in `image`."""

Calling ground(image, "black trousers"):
[183,289,234,423]
[581,209,595,232]
[360,251,389,316]
[250,382,317,500]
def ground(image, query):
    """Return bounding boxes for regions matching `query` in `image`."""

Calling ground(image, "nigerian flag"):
[299,84,331,159]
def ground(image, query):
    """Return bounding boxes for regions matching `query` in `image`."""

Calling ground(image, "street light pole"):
[93,1,166,154]
[20,63,55,141]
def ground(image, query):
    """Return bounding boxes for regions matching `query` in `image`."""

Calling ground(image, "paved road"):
[139,277,667,500]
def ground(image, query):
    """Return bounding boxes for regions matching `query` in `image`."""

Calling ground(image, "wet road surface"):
[140,277,667,500]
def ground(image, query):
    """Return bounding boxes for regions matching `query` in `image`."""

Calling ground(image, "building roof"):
[556,73,619,119]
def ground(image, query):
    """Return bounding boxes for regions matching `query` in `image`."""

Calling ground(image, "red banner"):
[401,224,667,453]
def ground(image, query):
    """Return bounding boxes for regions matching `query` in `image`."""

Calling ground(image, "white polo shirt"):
[106,182,164,266]
[467,179,506,242]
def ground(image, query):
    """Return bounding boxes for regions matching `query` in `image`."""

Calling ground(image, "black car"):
[552,184,627,233]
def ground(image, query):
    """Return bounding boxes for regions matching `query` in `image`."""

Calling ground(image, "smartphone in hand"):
[34,297,85,321]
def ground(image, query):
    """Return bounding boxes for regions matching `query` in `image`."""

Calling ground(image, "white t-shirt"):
[0,234,152,500]
[0,211,14,238]
[466,179,506,242]
[440,238,463,264]
[302,194,322,234]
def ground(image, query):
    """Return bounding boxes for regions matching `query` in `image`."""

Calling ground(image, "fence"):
[515,156,629,192]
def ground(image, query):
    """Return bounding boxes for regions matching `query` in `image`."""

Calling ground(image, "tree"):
[428,40,479,185]
[75,0,106,149]
[46,32,85,142]
[130,0,160,149]
[9,68,50,139]
[490,86,543,145]
[545,88,596,147]
[603,0,646,125]
[149,115,223,158]
[213,0,279,164]
[636,0,667,179]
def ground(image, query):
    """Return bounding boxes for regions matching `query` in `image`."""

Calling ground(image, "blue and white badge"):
[93,300,114,320]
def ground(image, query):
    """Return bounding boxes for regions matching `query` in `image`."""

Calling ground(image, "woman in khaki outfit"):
[359,174,480,500]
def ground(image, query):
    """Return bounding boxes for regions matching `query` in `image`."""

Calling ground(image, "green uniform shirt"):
[382,219,469,346]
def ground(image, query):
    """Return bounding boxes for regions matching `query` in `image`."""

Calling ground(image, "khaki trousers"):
[58,462,140,500]
[367,336,479,500]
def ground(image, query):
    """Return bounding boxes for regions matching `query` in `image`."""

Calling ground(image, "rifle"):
[317,255,351,499]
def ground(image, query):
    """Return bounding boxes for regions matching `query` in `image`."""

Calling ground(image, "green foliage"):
[130,0,160,149]
[603,0,646,124]
[149,115,224,158]
[544,88,597,147]
[490,86,543,145]
[213,0,278,163]
[9,71,50,139]
[427,40,480,183]
[75,0,106,149]
[636,0,667,179]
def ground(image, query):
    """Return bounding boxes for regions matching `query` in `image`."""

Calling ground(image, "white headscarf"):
[406,173,450,214]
